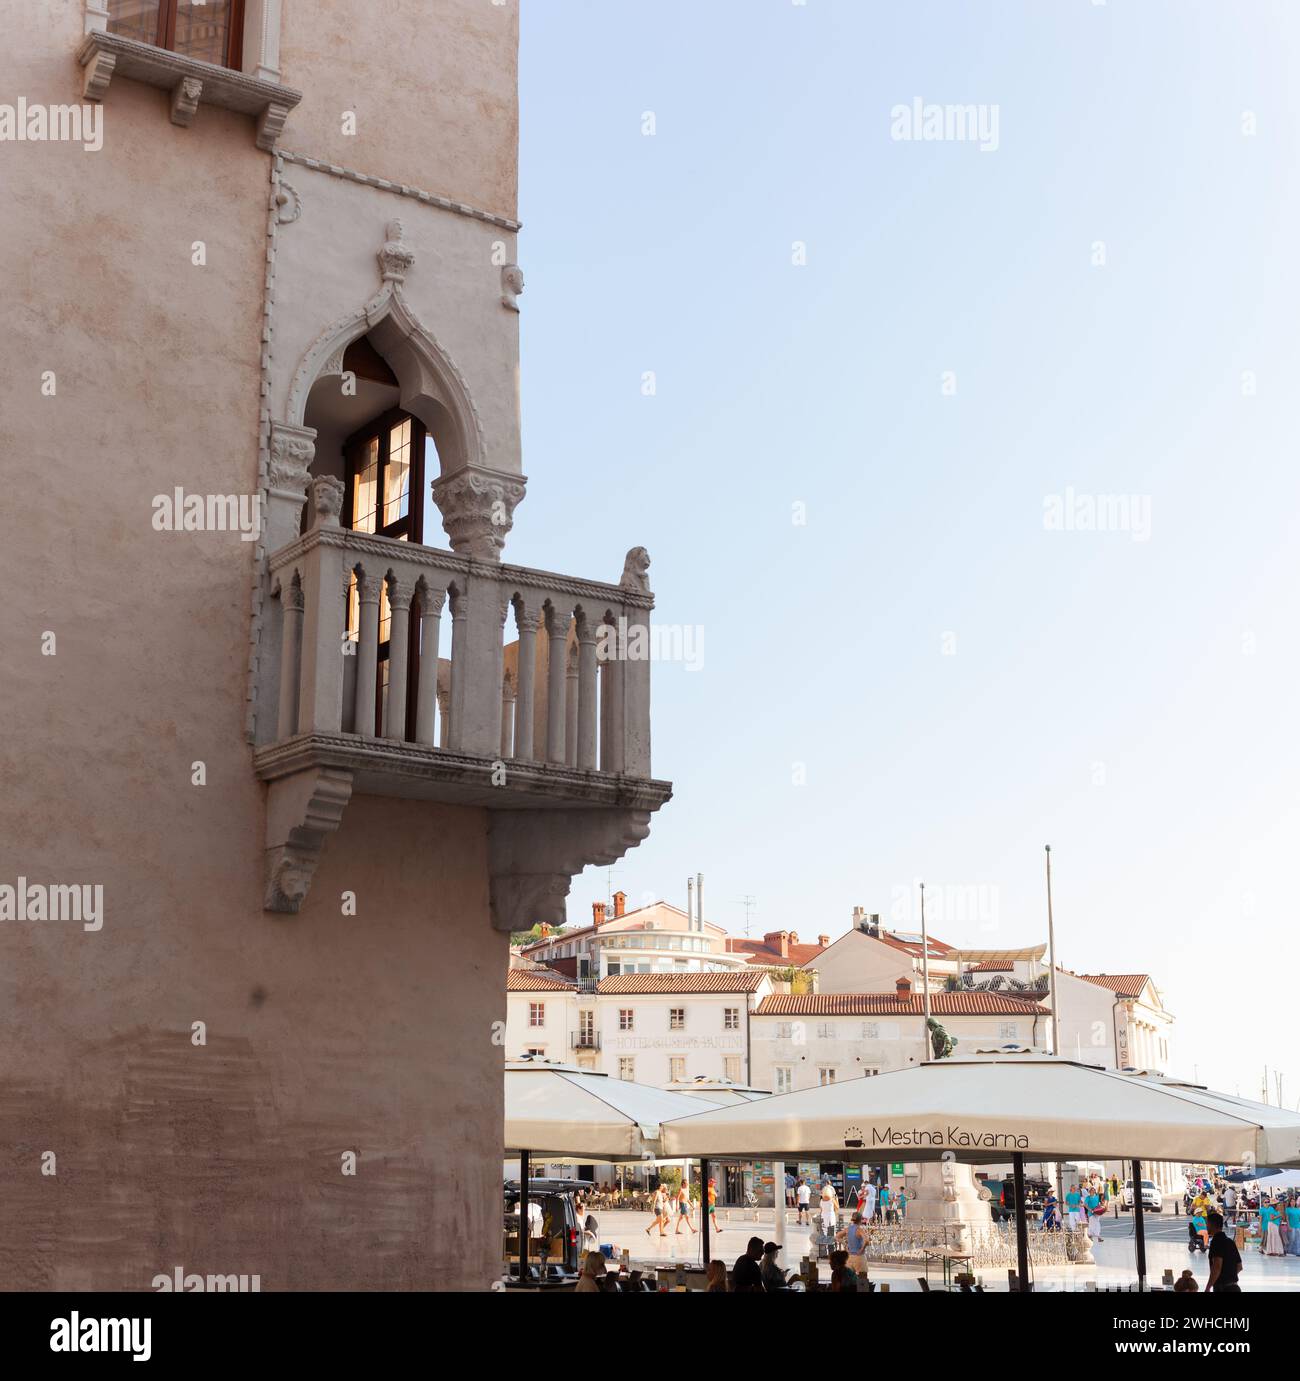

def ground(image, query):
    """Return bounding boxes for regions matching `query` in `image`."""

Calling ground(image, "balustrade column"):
[577,622,598,770]
[513,609,539,760]
[385,578,412,741]
[600,617,625,773]
[447,591,469,750]
[545,611,568,764]
[622,603,652,776]
[295,476,347,734]
[414,585,445,745]
[437,687,451,747]
[500,676,516,759]
[565,644,579,767]
[276,574,304,739]
[353,573,383,737]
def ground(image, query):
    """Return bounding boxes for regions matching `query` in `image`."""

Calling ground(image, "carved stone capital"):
[378,219,415,284]
[431,465,527,561]
[487,808,652,932]
[387,576,413,612]
[279,574,305,613]
[264,767,354,913]
[357,574,384,604]
[514,605,541,634]
[311,474,345,527]
[417,581,447,617]
[269,422,316,494]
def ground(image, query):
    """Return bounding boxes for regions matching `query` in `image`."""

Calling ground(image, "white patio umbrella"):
[504,1060,722,1285]
[659,1055,1300,1291]
[663,1076,772,1106]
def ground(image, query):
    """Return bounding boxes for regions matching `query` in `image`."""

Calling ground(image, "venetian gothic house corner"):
[247,175,672,926]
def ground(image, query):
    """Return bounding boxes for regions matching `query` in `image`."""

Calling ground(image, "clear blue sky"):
[513,0,1300,1103]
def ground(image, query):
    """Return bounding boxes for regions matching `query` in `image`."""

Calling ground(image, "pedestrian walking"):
[674,1182,697,1235]
[819,1181,839,1239]
[706,1177,723,1236]
[795,1177,811,1225]
[645,1185,669,1237]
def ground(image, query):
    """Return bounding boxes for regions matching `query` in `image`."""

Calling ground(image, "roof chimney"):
[895,976,912,999]
[592,902,606,928]
[789,931,799,946]
[852,906,865,926]
[696,872,703,931]
[764,931,789,960]
[817,934,830,948]
[686,877,694,929]
[613,891,626,919]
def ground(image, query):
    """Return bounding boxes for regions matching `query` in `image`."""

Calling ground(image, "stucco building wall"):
[0,0,517,1291]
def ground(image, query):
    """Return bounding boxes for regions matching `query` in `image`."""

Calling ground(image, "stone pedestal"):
[906,1161,994,1254]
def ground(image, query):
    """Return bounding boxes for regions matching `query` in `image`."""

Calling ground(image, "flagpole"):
[920,882,931,1062]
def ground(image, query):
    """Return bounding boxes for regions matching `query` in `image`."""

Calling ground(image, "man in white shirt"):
[1223,1183,1237,1225]
[795,1178,811,1225]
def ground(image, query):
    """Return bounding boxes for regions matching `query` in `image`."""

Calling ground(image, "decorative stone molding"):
[378,220,416,284]
[264,766,354,913]
[501,263,524,312]
[76,30,302,150]
[277,148,522,232]
[274,181,302,224]
[268,422,315,493]
[83,0,111,34]
[170,76,203,127]
[487,809,653,933]
[431,466,527,561]
[311,475,345,528]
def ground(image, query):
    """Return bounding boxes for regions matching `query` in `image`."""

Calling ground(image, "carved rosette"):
[311,474,346,527]
[431,466,527,561]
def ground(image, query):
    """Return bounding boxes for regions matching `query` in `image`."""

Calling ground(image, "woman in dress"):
[1261,1199,1285,1256]
[819,1181,840,1240]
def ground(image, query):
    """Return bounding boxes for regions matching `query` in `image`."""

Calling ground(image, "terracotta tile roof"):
[969,961,1014,973]
[597,973,767,995]
[753,992,1050,1017]
[1077,974,1150,999]
[506,970,575,992]
[520,925,593,952]
[725,937,826,967]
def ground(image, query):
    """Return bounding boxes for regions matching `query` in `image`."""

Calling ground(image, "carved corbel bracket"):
[264,766,354,913]
[170,76,202,127]
[487,808,652,933]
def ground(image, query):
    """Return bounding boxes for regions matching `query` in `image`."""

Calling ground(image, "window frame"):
[111,0,247,71]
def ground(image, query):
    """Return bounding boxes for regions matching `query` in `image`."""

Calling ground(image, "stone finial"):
[311,474,346,527]
[501,263,524,312]
[620,546,651,593]
[378,219,415,284]
[431,466,526,561]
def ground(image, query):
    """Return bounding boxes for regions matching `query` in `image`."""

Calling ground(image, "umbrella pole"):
[700,1157,711,1270]
[1132,1158,1147,1292]
[1013,1153,1030,1292]
[519,1149,530,1285]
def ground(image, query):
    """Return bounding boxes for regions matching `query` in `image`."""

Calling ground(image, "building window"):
[818,1067,837,1086]
[108,0,246,71]
[774,1066,793,1095]
[862,1067,880,1077]
[618,1058,635,1081]
[579,1011,594,1042]
[862,1022,879,1040]
[775,1022,793,1040]
[998,1022,1018,1040]
[669,1057,686,1082]
[724,1008,740,1031]
[669,1008,685,1031]
[817,1022,837,1040]
[618,1009,634,1032]
[528,1003,545,1028]
[724,1056,741,1082]
[524,1047,544,1058]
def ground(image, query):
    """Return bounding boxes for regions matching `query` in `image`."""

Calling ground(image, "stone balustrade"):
[254,476,670,920]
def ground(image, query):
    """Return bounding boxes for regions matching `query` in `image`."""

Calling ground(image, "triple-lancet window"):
[108,0,244,70]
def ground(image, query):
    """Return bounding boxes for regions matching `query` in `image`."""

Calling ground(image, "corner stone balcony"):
[255,477,672,925]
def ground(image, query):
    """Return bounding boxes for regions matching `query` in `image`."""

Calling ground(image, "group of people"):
[643,1179,724,1238]
[789,1174,906,1229]
[1039,1178,1112,1242]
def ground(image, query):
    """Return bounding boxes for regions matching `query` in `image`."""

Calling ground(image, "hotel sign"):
[608,1035,743,1052]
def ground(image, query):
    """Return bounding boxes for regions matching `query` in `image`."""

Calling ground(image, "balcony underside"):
[255,732,673,813]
